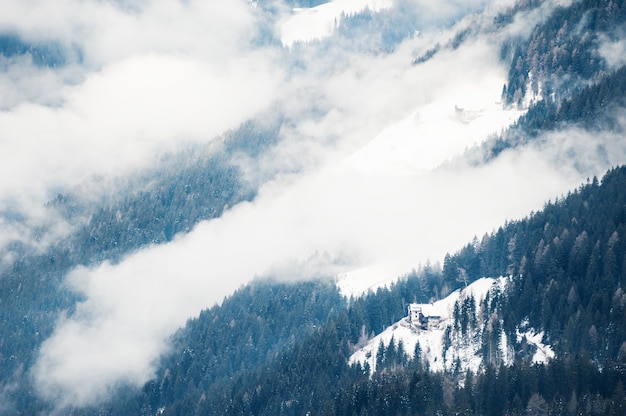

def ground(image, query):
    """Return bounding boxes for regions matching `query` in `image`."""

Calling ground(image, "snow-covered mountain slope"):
[7,0,624,410]
[280,0,393,47]
[349,277,554,374]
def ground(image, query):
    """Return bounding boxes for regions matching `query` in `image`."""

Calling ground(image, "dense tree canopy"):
[92,165,626,415]
[4,1,626,414]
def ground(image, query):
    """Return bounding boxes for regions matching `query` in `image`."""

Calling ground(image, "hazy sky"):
[1,0,621,410]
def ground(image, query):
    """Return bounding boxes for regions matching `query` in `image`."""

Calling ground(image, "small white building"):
[407,303,441,330]
[407,304,422,324]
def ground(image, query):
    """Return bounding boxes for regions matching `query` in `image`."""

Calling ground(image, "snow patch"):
[516,329,555,364]
[500,327,514,366]
[280,0,393,47]
[349,101,524,177]
[336,262,410,298]
[522,71,544,108]
[349,277,511,374]
[345,37,526,178]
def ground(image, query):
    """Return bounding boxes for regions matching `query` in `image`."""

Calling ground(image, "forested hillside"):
[4,0,626,414]
[502,0,626,107]
[511,64,626,134]
[98,166,626,416]
[445,167,626,361]
[471,0,626,162]
[0,116,282,414]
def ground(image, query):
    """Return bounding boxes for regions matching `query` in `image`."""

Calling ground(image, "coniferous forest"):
[92,166,626,416]
[3,0,626,415]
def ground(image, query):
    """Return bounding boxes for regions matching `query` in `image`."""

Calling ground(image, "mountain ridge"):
[95,165,626,415]
[2,0,626,414]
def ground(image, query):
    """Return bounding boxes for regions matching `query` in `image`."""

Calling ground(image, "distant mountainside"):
[3,0,626,414]
[454,0,626,167]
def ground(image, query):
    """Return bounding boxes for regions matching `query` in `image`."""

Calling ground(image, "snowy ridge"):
[349,277,555,375]
[280,0,393,47]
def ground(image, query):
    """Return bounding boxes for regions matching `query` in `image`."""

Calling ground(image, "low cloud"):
[0,54,278,190]
[29,2,510,406]
[496,0,574,40]
[0,0,281,256]
[24,0,626,410]
[34,113,623,408]
[0,0,260,65]
[598,34,626,70]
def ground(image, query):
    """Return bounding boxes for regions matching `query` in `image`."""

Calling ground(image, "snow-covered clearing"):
[349,277,554,375]
[517,328,555,364]
[280,0,394,47]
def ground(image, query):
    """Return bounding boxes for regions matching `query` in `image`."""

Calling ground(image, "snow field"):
[280,0,394,47]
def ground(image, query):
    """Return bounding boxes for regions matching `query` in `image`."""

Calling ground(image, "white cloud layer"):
[17,0,626,410]
[599,35,626,70]
[0,0,281,258]
[0,54,279,196]
[34,115,624,407]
